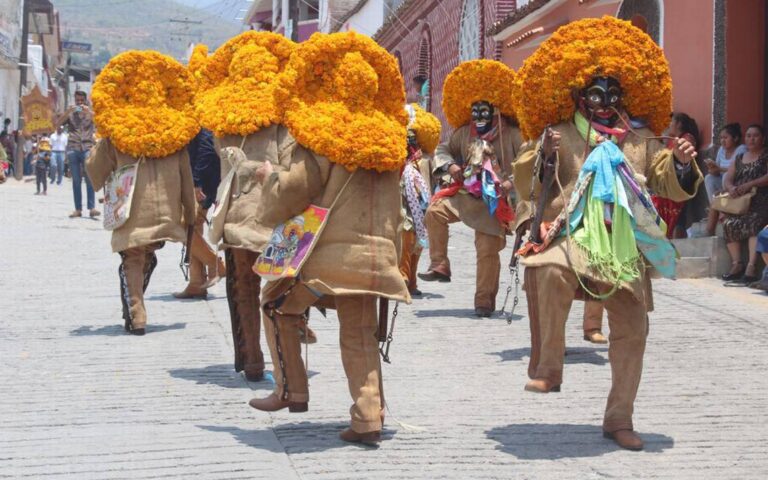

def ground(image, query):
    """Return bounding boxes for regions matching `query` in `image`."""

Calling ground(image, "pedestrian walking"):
[34,138,52,195]
[55,91,99,218]
[49,126,68,185]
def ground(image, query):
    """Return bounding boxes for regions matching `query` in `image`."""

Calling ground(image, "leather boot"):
[339,428,381,447]
[227,249,265,379]
[524,378,561,393]
[603,429,644,451]
[248,393,307,413]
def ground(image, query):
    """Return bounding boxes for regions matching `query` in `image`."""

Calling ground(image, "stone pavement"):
[1,178,767,479]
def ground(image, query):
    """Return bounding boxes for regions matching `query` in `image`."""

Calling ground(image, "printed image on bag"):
[254,205,329,281]
[103,162,139,231]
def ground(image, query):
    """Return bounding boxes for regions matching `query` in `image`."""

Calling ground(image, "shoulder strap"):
[328,170,356,212]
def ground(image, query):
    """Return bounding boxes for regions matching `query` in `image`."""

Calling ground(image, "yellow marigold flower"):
[514,15,672,140]
[92,50,199,159]
[191,31,295,137]
[275,31,407,173]
[407,103,441,154]
[442,59,517,129]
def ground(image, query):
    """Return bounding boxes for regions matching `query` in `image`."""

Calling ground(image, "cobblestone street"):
[2,179,767,479]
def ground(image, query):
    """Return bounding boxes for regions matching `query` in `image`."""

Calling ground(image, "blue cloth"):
[68,150,95,211]
[481,169,498,216]
[187,129,221,210]
[580,140,625,203]
[757,229,768,254]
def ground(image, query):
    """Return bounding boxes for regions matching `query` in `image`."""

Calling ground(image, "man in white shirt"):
[50,126,68,185]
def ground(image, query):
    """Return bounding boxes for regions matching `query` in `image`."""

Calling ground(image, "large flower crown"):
[442,60,517,129]
[92,50,199,158]
[274,31,408,173]
[514,16,672,140]
[191,31,296,137]
[406,103,442,154]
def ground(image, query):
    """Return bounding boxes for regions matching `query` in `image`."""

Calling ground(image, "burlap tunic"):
[87,138,196,253]
[215,125,297,253]
[513,121,703,300]
[433,117,524,236]
[258,145,409,302]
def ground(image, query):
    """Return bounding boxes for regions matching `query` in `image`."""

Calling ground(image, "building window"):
[458,0,481,61]
[618,0,661,45]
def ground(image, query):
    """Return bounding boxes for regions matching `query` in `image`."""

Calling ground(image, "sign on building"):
[62,41,93,54]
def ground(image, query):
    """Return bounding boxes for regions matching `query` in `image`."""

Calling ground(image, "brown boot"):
[584,329,608,344]
[339,428,381,447]
[603,429,644,451]
[172,287,208,300]
[418,270,451,282]
[524,378,561,393]
[299,325,318,344]
[248,393,307,413]
[203,257,226,289]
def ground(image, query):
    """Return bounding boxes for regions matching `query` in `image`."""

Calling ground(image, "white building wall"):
[0,68,20,128]
[339,0,384,36]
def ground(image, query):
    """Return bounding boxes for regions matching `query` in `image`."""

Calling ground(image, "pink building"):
[491,0,767,148]
[348,1,517,138]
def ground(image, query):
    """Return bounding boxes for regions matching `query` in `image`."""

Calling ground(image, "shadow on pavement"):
[145,293,219,302]
[489,346,607,365]
[486,423,673,459]
[169,365,318,389]
[414,308,485,319]
[70,322,186,336]
[200,422,396,453]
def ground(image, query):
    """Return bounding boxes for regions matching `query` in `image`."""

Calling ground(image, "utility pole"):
[16,0,31,180]
[289,0,300,42]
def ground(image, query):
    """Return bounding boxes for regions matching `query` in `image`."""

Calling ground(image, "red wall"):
[725,0,766,129]
[663,0,715,145]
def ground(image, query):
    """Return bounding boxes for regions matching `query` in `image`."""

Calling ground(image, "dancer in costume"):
[513,17,702,450]
[418,60,524,317]
[190,32,314,381]
[400,104,441,297]
[87,51,198,335]
[248,32,409,446]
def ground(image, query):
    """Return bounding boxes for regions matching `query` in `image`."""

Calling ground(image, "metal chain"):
[379,302,398,364]
[499,261,520,325]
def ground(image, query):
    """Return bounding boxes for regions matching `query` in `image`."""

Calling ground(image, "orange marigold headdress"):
[406,103,441,154]
[191,31,296,137]
[441,60,517,129]
[275,31,408,173]
[92,50,199,158]
[514,16,672,140]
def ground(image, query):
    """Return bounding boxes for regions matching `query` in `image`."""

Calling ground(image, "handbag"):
[254,172,356,282]
[102,158,141,231]
[711,187,756,215]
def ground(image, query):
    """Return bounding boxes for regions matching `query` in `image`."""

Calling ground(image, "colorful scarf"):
[518,126,677,282]
[402,148,430,248]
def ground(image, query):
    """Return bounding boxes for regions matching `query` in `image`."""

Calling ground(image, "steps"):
[672,235,731,278]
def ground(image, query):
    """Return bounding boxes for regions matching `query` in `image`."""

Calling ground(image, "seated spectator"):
[721,125,768,282]
[750,227,768,291]
[705,123,747,235]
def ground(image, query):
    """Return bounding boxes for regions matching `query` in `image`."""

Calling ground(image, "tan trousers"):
[187,206,218,290]
[399,229,421,291]
[525,265,648,432]
[118,242,164,329]
[583,299,605,334]
[425,199,507,310]
[262,281,383,433]
[225,248,265,378]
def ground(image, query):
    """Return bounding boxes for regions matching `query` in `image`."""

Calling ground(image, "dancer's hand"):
[448,164,463,183]
[254,161,273,184]
[673,137,697,164]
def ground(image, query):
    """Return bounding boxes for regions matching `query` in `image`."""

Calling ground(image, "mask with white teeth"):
[471,101,494,135]
[578,76,623,127]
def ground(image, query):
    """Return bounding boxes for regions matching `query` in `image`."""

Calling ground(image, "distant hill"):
[56,0,245,68]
